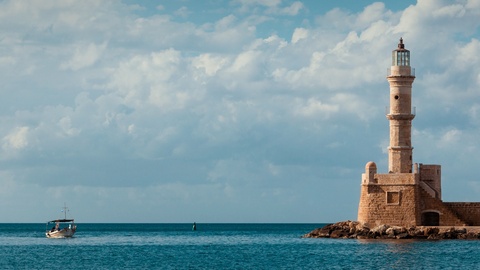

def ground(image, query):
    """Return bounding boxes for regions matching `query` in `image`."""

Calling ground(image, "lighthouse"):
[386,38,415,173]
[356,38,480,227]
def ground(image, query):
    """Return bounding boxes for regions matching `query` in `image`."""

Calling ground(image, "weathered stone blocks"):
[303,221,480,240]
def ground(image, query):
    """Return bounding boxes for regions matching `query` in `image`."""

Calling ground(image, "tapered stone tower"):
[386,38,415,173]
[356,39,480,227]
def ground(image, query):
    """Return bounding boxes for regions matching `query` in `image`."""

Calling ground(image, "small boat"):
[45,205,77,238]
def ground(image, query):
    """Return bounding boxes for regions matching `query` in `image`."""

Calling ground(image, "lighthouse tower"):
[357,39,475,227]
[386,38,415,173]
[357,38,421,227]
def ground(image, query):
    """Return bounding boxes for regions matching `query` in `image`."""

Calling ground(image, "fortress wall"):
[418,165,440,178]
[358,183,418,227]
[444,202,480,226]
[418,189,465,226]
[419,164,441,198]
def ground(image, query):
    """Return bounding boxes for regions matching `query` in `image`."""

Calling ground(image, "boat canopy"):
[48,219,74,223]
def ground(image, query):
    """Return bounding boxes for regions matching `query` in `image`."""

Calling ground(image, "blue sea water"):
[0,223,479,269]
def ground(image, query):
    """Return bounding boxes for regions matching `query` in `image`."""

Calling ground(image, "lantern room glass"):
[392,50,410,66]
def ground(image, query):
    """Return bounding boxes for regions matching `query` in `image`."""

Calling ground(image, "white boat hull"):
[46,227,76,238]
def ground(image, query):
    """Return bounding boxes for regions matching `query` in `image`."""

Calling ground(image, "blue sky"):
[1,0,479,223]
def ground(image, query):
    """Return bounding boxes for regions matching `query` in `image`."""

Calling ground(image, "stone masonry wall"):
[418,188,465,226]
[444,203,480,226]
[419,164,441,198]
[358,181,418,227]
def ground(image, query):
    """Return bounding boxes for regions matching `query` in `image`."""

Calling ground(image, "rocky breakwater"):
[303,221,480,240]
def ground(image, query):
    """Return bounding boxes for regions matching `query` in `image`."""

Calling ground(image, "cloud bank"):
[0,0,479,222]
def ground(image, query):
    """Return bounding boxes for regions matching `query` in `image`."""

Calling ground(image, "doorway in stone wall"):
[422,211,440,226]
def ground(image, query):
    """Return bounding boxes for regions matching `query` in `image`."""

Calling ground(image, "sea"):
[0,223,479,269]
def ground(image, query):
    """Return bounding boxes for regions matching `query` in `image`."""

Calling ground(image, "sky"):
[1,0,480,223]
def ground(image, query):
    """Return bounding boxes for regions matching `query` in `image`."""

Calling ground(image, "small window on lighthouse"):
[394,95,399,100]
[386,191,400,205]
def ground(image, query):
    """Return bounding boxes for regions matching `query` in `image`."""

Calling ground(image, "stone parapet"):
[375,173,418,185]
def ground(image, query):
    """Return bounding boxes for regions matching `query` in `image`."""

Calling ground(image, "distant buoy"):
[192,222,197,231]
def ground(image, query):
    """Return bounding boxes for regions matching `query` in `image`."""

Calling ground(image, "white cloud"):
[356,2,390,28]
[294,98,338,118]
[58,116,80,137]
[2,126,29,150]
[0,56,16,66]
[438,128,462,148]
[453,39,480,71]
[233,0,282,9]
[433,3,466,18]
[192,54,229,76]
[61,42,107,71]
[228,50,262,75]
[232,0,304,15]
[275,1,304,15]
[174,6,191,18]
[291,27,308,43]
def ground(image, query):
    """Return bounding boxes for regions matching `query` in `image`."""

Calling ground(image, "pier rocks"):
[303,221,480,240]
